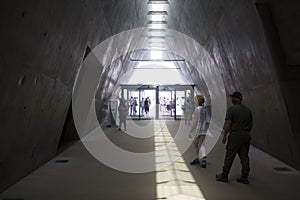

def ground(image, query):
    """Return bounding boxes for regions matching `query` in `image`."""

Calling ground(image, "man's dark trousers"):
[222,131,251,177]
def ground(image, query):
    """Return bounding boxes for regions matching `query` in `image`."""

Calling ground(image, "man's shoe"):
[201,160,206,168]
[190,159,200,165]
[216,173,228,182]
[236,177,249,184]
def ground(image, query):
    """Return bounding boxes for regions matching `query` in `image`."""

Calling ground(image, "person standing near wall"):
[189,95,210,168]
[118,99,128,131]
[184,98,192,124]
[216,91,253,184]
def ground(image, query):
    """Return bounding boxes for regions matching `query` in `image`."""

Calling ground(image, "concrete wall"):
[0,0,147,192]
[167,0,300,169]
[256,0,300,164]
[0,0,299,193]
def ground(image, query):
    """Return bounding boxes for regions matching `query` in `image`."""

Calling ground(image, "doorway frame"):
[120,84,195,120]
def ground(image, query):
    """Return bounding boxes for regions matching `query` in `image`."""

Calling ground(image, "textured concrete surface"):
[166,0,300,170]
[0,0,299,193]
[0,0,148,192]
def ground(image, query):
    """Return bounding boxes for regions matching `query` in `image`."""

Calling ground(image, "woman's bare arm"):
[189,108,199,138]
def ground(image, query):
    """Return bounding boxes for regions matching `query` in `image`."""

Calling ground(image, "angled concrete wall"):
[0,0,147,192]
[167,0,300,169]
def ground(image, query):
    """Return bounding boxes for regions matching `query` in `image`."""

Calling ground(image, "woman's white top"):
[195,105,210,136]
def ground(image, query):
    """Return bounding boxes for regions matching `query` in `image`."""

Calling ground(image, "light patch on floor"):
[154,120,205,200]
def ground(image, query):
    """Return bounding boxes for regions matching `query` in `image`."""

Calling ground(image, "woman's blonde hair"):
[195,95,205,106]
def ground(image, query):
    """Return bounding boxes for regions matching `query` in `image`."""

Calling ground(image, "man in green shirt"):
[216,92,253,184]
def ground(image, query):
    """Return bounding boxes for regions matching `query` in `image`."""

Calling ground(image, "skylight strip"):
[148,23,167,29]
[148,11,168,15]
[148,21,167,24]
[148,14,167,21]
[148,0,169,4]
[148,4,169,12]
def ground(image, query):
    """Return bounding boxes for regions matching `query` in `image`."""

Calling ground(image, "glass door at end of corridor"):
[158,90,175,120]
[174,88,194,120]
[138,88,156,120]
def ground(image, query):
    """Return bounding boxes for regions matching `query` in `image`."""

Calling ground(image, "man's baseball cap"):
[229,91,243,100]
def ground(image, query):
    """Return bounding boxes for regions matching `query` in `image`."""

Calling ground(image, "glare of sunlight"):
[148,41,165,48]
[147,30,166,37]
[148,23,167,29]
[151,50,163,60]
[148,43,166,49]
[149,4,168,12]
[148,14,167,21]
[154,120,206,200]
[125,62,187,85]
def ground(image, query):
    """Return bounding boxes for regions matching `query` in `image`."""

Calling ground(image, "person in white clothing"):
[183,98,193,124]
[189,95,210,168]
[118,99,128,131]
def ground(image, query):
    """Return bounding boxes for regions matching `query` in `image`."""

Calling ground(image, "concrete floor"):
[1,120,300,200]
